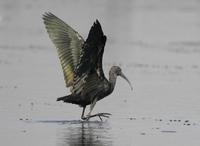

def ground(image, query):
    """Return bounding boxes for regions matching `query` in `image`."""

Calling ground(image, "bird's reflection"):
[57,120,112,146]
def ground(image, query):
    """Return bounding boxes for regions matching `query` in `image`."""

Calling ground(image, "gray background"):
[1,0,200,145]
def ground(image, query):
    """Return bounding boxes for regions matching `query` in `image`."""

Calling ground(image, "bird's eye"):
[116,70,121,75]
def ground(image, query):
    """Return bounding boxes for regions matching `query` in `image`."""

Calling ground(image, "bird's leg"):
[85,98,111,121]
[81,106,86,120]
[87,98,97,118]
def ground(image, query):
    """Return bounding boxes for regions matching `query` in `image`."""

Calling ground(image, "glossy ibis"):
[43,12,133,120]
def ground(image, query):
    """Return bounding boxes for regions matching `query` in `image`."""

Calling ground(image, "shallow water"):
[1,0,200,145]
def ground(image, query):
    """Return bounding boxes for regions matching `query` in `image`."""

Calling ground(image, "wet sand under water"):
[1,0,200,145]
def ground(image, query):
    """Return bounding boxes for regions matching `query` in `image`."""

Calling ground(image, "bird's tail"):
[57,94,80,105]
[57,95,72,102]
[57,95,67,101]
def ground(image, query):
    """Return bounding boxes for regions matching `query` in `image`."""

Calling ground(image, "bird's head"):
[110,66,133,90]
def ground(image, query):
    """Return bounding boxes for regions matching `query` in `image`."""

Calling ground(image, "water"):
[1,0,200,145]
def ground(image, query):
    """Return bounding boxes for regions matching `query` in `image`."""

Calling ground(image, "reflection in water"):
[57,121,112,146]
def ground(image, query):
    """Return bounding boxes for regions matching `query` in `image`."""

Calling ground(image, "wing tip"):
[42,12,56,21]
[93,19,101,26]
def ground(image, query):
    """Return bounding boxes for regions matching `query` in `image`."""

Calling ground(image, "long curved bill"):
[120,72,133,91]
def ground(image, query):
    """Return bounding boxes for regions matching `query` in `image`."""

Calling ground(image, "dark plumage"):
[43,12,133,120]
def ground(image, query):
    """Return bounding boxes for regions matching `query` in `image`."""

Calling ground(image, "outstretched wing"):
[43,12,84,87]
[72,20,107,94]
[76,20,106,77]
[43,13,107,95]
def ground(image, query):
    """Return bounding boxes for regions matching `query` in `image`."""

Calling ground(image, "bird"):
[42,12,133,121]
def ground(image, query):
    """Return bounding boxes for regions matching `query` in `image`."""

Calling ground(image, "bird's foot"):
[82,113,112,121]
[94,113,112,121]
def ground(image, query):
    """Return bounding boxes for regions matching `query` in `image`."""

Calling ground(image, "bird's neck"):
[109,70,117,92]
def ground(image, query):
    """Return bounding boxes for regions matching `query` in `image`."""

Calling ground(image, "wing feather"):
[43,12,84,87]
[75,20,106,77]
[72,20,107,94]
[43,13,107,96]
